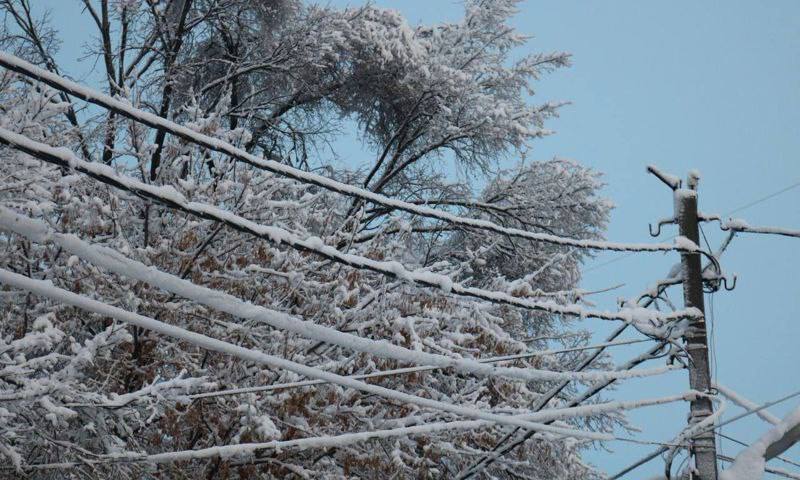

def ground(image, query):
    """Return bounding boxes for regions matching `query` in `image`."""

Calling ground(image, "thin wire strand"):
[717,432,800,469]
[710,290,721,457]
[725,179,800,216]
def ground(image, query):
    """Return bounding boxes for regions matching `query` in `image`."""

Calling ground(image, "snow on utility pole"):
[648,166,718,479]
[675,172,718,479]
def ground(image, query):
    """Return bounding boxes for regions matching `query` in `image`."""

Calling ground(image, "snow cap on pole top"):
[688,169,701,190]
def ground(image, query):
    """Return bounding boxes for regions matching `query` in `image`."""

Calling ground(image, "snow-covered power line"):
[712,389,800,440]
[0,207,681,384]
[713,382,782,426]
[0,50,700,255]
[188,338,651,400]
[718,433,800,470]
[721,218,800,239]
[0,128,700,328]
[0,267,606,441]
[4,391,696,470]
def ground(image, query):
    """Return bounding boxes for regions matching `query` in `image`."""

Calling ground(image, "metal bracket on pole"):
[647,164,682,190]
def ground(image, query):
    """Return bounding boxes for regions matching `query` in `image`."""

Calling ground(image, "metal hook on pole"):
[721,273,737,291]
[650,218,676,237]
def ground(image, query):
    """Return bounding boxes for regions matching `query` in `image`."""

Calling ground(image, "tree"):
[0,1,619,478]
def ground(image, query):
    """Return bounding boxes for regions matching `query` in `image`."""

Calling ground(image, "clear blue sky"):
[35,1,800,477]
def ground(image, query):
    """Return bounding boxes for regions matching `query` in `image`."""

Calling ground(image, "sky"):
[31,0,800,477]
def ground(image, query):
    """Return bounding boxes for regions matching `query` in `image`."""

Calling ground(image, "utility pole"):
[674,174,718,480]
[646,165,718,479]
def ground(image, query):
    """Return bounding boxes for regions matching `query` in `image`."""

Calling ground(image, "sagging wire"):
[608,387,800,479]
[662,393,728,478]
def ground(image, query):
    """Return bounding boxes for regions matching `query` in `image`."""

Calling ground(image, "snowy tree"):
[0,1,640,478]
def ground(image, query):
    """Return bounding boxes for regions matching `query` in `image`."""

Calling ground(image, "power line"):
[725,179,800,216]
[0,133,698,324]
[585,178,800,275]
[583,250,639,273]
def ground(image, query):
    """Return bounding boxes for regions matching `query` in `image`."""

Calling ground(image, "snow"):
[674,188,697,201]
[138,391,688,463]
[83,375,215,409]
[39,396,77,425]
[687,169,701,189]
[673,236,699,252]
[723,218,751,230]
[191,338,653,400]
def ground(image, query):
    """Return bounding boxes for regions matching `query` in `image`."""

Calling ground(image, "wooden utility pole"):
[674,178,719,480]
